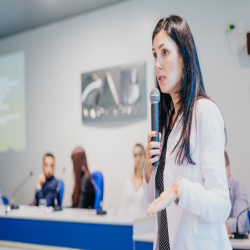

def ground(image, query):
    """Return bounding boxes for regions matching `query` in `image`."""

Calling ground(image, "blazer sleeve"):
[45,189,57,207]
[35,189,45,202]
[35,188,56,207]
[143,165,157,204]
[178,103,231,224]
[227,181,249,233]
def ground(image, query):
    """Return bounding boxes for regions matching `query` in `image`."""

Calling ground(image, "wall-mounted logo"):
[81,62,147,127]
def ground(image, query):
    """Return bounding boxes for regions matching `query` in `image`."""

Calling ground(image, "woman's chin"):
[159,85,170,94]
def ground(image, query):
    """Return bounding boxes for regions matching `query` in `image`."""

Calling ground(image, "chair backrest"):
[2,196,9,205]
[91,171,104,210]
[57,180,64,206]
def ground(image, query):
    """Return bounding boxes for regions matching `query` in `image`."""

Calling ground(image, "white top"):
[143,99,232,250]
[121,177,149,214]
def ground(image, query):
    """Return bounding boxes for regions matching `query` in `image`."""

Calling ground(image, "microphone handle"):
[151,103,159,166]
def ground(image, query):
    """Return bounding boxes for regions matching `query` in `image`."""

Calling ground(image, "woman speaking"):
[143,16,232,250]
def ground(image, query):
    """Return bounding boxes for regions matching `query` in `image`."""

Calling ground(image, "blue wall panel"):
[134,241,153,250]
[0,218,133,250]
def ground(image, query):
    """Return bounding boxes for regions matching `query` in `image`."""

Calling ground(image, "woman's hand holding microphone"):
[145,131,162,183]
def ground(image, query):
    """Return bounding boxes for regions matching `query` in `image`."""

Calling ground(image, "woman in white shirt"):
[121,144,149,214]
[144,16,232,250]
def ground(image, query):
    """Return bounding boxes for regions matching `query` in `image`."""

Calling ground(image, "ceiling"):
[0,0,126,39]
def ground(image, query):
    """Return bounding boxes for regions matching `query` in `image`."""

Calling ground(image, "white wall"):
[0,0,249,208]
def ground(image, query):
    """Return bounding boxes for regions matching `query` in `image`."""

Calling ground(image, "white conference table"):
[230,238,250,250]
[2,206,249,250]
[0,205,153,250]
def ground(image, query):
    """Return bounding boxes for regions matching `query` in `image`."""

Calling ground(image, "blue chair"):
[2,196,9,205]
[92,171,104,210]
[248,210,250,225]
[57,180,64,206]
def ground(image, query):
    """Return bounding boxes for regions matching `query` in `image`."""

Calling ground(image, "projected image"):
[81,62,147,126]
[0,51,26,152]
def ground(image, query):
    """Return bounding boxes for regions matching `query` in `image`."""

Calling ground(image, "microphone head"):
[30,171,33,176]
[149,88,160,104]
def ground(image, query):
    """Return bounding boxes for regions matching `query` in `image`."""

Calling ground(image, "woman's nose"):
[156,60,162,71]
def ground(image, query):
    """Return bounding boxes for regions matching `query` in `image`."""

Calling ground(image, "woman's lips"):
[158,75,166,84]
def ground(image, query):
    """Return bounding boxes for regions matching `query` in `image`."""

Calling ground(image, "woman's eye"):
[153,53,157,59]
[163,50,169,55]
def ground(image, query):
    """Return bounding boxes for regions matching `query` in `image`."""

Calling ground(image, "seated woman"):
[71,147,95,209]
[121,143,149,214]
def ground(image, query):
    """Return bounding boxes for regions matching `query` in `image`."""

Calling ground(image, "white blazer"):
[143,99,232,250]
[120,177,149,214]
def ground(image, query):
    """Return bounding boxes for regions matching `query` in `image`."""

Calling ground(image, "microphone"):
[149,88,160,166]
[54,181,62,211]
[11,171,33,209]
[232,206,250,239]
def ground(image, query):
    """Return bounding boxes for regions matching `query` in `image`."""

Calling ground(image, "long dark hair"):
[71,147,93,207]
[152,15,208,165]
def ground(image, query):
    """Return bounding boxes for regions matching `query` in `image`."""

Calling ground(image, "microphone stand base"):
[231,233,248,240]
[54,206,62,211]
[11,204,19,210]
[96,209,106,215]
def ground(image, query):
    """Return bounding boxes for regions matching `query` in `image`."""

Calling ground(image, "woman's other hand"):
[147,177,183,215]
